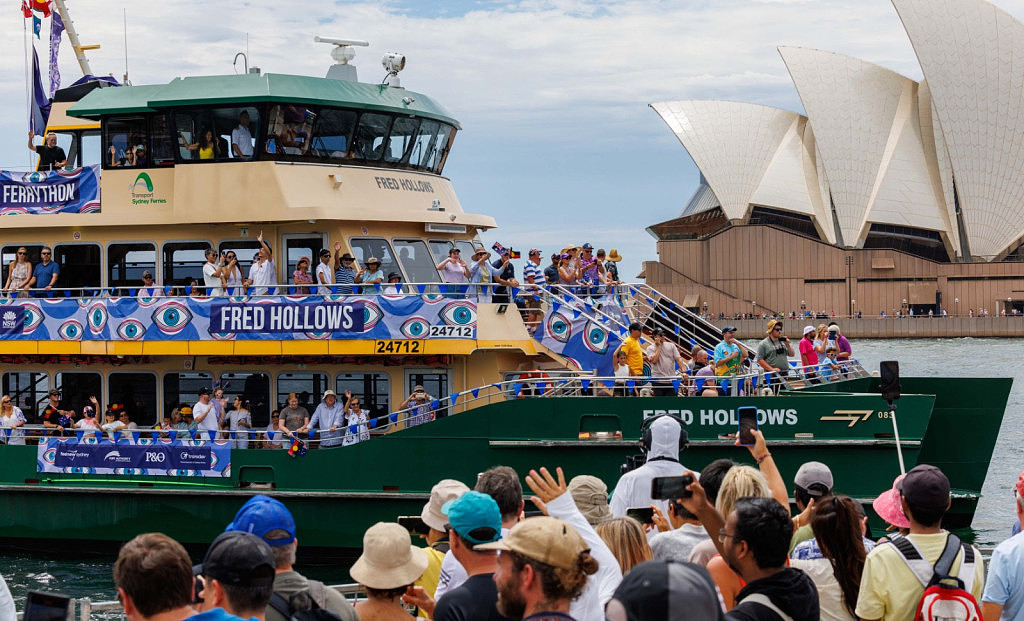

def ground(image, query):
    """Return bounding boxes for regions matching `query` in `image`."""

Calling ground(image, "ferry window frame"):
[162,372,214,413]
[2,371,50,417]
[52,242,103,295]
[162,240,213,292]
[404,369,450,418]
[108,371,158,427]
[103,114,153,170]
[107,241,158,293]
[335,372,390,424]
[1,244,46,287]
[276,372,330,414]
[348,237,402,282]
[172,106,260,164]
[53,371,102,421]
[384,116,421,164]
[282,233,327,287]
[351,112,394,163]
[454,240,477,259]
[428,239,455,264]
[219,371,271,427]
[392,238,443,283]
[80,129,102,168]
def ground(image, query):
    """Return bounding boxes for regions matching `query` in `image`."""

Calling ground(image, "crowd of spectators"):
[14,412,1019,621]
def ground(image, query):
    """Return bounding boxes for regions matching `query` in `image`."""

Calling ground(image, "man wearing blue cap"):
[225,495,357,621]
[433,491,514,621]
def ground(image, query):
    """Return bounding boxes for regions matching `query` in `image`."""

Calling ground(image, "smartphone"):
[397,515,430,536]
[738,406,758,447]
[650,474,694,500]
[625,507,655,524]
[24,590,71,621]
[523,510,544,518]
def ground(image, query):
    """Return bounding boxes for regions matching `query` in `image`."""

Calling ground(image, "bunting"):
[48,8,63,97]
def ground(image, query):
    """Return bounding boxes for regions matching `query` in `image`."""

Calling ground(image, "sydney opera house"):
[644,0,1024,317]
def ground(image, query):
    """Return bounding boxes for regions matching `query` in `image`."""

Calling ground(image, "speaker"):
[880,360,901,403]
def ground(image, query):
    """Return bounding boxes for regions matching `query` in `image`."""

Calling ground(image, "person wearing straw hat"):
[350,522,429,620]
[356,257,385,287]
[476,516,599,621]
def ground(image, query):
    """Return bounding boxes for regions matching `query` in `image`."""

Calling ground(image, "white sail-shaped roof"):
[894,0,1024,259]
[650,100,828,231]
[779,47,953,248]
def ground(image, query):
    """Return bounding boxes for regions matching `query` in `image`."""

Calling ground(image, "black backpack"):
[268,581,346,621]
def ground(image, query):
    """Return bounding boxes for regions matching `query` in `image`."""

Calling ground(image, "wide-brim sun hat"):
[349,522,429,589]
[421,479,470,532]
[607,249,623,262]
[872,474,910,529]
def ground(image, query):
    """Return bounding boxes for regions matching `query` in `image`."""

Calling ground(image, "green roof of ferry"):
[68,72,461,128]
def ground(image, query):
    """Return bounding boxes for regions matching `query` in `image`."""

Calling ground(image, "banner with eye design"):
[533,294,626,375]
[0,293,477,341]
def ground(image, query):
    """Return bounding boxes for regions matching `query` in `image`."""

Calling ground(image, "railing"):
[623,284,726,353]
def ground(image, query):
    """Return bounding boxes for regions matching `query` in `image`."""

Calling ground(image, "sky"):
[3,0,1024,282]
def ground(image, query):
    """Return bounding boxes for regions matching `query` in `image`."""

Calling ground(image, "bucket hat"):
[872,474,910,529]
[349,522,429,589]
[420,479,470,532]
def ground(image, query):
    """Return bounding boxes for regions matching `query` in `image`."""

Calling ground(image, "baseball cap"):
[528,248,540,256]
[568,475,613,526]
[803,325,815,336]
[48,389,60,397]
[197,387,210,396]
[413,385,425,393]
[142,270,153,278]
[794,461,834,495]
[196,531,275,587]
[225,494,296,546]
[721,326,736,336]
[475,516,587,570]
[560,252,570,259]
[606,560,725,621]
[582,242,593,250]
[421,479,470,532]
[442,490,502,544]
[899,464,950,510]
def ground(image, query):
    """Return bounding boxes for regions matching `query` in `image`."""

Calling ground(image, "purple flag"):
[30,47,50,134]
[48,10,64,97]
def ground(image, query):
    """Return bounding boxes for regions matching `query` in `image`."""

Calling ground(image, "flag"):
[32,15,41,37]
[21,0,31,18]
[30,47,50,134]
[31,0,51,17]
[48,8,63,97]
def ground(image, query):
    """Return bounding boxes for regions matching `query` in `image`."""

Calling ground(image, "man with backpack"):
[224,495,357,621]
[856,464,985,621]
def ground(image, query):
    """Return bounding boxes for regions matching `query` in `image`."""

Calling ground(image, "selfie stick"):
[888,400,906,475]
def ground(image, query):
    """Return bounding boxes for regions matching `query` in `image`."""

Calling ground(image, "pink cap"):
[1016,472,1024,498]
[873,474,911,529]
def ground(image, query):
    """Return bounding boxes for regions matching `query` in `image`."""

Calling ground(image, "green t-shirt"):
[757,336,790,371]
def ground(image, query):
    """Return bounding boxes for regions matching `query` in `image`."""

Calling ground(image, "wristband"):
[755,452,772,464]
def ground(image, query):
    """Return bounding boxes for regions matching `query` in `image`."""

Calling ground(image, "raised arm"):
[741,430,788,509]
[27,130,38,152]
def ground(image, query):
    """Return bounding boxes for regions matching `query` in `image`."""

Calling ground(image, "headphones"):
[639,414,689,454]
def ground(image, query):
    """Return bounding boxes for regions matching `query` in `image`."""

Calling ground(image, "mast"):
[51,0,96,77]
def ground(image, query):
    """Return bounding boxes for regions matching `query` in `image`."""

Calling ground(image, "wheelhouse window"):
[174,106,259,162]
[104,115,149,168]
[163,241,212,292]
[276,372,330,413]
[220,372,270,427]
[428,240,455,264]
[336,373,390,422]
[351,113,393,162]
[150,114,175,166]
[108,242,157,292]
[53,243,101,296]
[307,109,357,161]
[393,238,441,283]
[109,372,158,426]
[454,240,477,258]
[422,123,453,173]
[53,372,102,422]
[384,117,420,163]
[349,237,400,281]
[2,371,49,417]
[266,104,316,156]
[163,372,213,412]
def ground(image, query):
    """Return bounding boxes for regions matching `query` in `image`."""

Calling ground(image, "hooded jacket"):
[726,567,819,621]
[609,416,692,540]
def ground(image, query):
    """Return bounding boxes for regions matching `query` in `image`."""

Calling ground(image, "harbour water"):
[2,337,1021,615]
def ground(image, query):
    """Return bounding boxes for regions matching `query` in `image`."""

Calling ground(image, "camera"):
[620,453,646,475]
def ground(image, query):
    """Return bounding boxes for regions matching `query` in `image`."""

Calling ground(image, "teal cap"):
[442,491,502,545]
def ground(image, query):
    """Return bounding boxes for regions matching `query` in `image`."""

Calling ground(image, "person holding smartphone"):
[757,319,795,377]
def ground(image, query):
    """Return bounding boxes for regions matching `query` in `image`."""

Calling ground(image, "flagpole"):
[23,10,32,168]
[52,0,92,76]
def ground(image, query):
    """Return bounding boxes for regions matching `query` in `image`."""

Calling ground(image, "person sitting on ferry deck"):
[114,533,196,621]
[28,246,59,296]
[826,323,852,361]
[3,246,32,298]
[244,231,276,295]
[298,389,344,447]
[194,531,276,621]
[179,128,220,160]
[227,396,253,449]
[137,270,163,297]
[341,390,370,445]
[491,247,519,305]
[202,249,226,296]
[192,387,219,440]
[278,393,309,441]
[221,251,243,295]
[384,272,403,295]
[356,256,385,288]
[756,319,793,377]
[0,395,27,445]
[291,257,313,295]
[646,328,685,396]
[316,248,334,296]
[231,110,254,159]
[400,385,436,427]
[27,130,67,170]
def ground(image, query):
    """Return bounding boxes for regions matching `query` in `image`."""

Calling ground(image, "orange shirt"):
[620,336,644,375]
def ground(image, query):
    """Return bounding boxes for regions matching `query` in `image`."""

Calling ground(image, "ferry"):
[0,31,1010,557]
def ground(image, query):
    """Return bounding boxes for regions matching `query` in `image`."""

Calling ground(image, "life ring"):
[518,369,551,396]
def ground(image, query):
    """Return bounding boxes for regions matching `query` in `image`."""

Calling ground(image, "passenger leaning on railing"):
[400,386,436,427]
[0,395,27,445]
[3,246,32,298]
[299,390,344,448]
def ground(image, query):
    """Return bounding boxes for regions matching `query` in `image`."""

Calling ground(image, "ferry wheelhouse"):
[0,48,1009,554]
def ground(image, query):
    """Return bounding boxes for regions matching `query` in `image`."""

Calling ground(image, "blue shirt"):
[791,536,876,560]
[712,341,741,375]
[982,531,1024,620]
[32,261,59,293]
[188,608,257,621]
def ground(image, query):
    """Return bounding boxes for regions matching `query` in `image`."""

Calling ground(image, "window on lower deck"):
[53,243,101,296]
[349,238,400,282]
[53,372,102,423]
[336,373,390,422]
[109,372,158,426]
[393,239,442,283]
[2,371,49,416]
[1,244,45,289]
[220,372,270,427]
[163,372,213,412]
[163,241,212,292]
[108,242,157,292]
[276,372,330,414]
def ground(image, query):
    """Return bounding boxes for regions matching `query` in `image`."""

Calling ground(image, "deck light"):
[382,52,406,87]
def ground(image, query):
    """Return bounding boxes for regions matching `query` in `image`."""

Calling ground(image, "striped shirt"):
[524,261,545,289]
[335,266,356,294]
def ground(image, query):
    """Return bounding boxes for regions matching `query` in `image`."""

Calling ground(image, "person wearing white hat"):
[298,390,344,448]
[799,325,820,374]
[351,522,429,620]
[410,479,470,607]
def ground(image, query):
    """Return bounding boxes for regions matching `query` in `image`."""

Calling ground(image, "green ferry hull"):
[0,376,1008,552]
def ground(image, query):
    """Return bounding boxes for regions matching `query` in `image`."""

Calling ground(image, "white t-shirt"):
[646,341,681,377]
[248,259,276,295]
[315,262,333,295]
[193,401,218,435]
[232,124,253,156]
[203,261,223,296]
[266,422,286,448]
[227,409,252,449]
[1,407,26,445]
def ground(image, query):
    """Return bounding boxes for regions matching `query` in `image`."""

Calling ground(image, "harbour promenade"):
[720,316,1024,339]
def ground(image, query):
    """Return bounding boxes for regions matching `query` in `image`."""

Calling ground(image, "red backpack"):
[886,533,981,621]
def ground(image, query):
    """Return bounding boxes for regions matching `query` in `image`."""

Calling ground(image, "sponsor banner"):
[37,437,230,477]
[2,294,475,341]
[210,302,364,334]
[0,166,101,215]
[0,306,24,334]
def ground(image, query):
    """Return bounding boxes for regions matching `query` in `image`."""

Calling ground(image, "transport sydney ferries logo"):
[130,172,166,205]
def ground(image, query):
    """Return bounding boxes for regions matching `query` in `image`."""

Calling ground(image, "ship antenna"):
[122,8,130,85]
